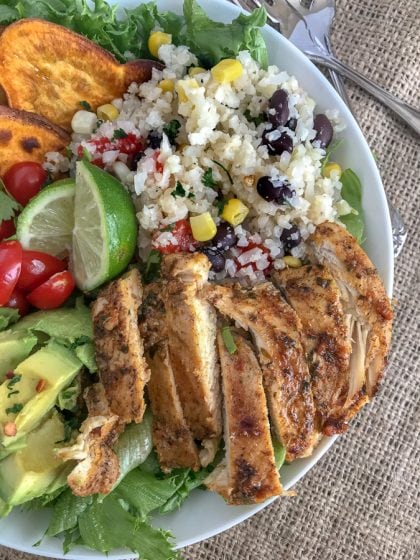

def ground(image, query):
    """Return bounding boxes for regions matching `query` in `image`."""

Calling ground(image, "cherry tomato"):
[26,270,75,310]
[17,250,67,293]
[3,162,47,206]
[152,219,197,254]
[0,240,23,305]
[0,219,16,242]
[6,288,30,317]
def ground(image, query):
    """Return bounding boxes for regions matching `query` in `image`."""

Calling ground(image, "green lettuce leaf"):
[272,438,286,469]
[0,0,267,66]
[0,308,19,331]
[339,168,365,243]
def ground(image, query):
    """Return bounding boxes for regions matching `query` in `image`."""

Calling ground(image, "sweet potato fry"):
[0,19,160,130]
[0,106,69,176]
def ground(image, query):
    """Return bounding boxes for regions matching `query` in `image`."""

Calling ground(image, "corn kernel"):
[323,162,342,178]
[283,256,302,268]
[211,59,243,84]
[158,79,175,92]
[71,110,97,134]
[148,31,171,58]
[221,198,249,226]
[190,212,217,242]
[176,79,199,103]
[189,66,206,77]
[97,103,119,122]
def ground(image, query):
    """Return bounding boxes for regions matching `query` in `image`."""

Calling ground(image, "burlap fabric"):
[1,0,419,559]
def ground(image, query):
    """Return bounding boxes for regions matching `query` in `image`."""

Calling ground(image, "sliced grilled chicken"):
[205,331,282,504]
[308,222,393,414]
[161,254,222,464]
[57,383,122,497]
[205,283,317,462]
[139,284,200,472]
[273,265,352,435]
[92,269,150,424]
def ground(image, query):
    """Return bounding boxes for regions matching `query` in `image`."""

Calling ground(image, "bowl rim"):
[0,0,394,557]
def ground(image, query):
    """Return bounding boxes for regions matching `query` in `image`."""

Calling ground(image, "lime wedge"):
[16,182,75,257]
[72,160,137,291]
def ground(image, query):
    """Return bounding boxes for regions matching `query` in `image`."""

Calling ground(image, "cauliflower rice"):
[55,44,349,283]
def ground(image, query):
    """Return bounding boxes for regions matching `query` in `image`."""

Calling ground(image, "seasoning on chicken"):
[91,269,150,424]
[56,383,122,497]
[308,222,393,418]
[205,331,282,504]
[205,283,317,462]
[272,265,352,435]
[139,284,200,472]
[161,254,222,466]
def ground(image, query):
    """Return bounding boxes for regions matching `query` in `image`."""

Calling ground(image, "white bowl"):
[0,0,394,557]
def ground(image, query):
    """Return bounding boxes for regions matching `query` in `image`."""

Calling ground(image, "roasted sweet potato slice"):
[0,19,159,130]
[0,106,69,176]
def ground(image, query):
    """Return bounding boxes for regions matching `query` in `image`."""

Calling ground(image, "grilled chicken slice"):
[308,222,393,413]
[139,284,200,472]
[92,269,150,424]
[161,254,222,464]
[205,283,317,462]
[273,265,352,435]
[205,332,282,504]
[57,383,122,497]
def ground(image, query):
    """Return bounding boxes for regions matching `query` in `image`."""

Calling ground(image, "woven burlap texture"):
[1,0,419,559]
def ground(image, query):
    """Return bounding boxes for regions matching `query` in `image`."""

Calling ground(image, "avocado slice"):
[0,341,82,447]
[0,412,72,506]
[0,330,38,382]
[0,497,12,517]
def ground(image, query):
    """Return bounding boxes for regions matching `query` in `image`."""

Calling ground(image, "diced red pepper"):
[152,219,197,254]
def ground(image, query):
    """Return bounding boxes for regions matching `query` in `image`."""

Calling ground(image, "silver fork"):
[232,0,408,257]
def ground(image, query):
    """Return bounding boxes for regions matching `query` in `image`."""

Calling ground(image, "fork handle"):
[309,54,420,136]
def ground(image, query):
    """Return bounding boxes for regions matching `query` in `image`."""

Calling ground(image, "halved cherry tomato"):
[0,240,23,305]
[0,219,16,242]
[26,270,75,310]
[3,162,47,206]
[6,288,30,317]
[152,219,197,254]
[17,250,67,293]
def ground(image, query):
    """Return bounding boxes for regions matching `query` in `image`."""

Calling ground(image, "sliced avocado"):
[0,497,12,517]
[10,305,93,345]
[0,330,38,381]
[0,341,82,447]
[0,412,72,506]
[0,308,20,332]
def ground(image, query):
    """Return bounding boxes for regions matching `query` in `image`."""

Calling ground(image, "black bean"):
[148,131,163,149]
[200,247,226,272]
[129,152,144,170]
[287,117,297,131]
[268,89,290,128]
[280,225,302,253]
[262,130,294,156]
[213,222,237,250]
[257,176,295,204]
[312,114,333,148]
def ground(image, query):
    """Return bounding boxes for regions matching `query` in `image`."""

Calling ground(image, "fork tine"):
[234,0,281,24]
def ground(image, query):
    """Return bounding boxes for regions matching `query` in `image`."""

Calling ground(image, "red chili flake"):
[3,422,17,437]
[36,379,47,393]
[5,371,15,379]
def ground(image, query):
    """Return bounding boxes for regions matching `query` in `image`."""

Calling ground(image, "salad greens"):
[0,0,268,68]
[0,308,19,331]
[339,169,365,243]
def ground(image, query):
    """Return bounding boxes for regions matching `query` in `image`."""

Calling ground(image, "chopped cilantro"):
[211,160,233,185]
[163,119,181,144]
[142,250,163,284]
[6,374,21,390]
[244,109,265,126]
[221,326,237,354]
[215,198,227,215]
[6,403,23,415]
[202,168,217,189]
[113,128,128,140]
[162,224,175,232]
[79,101,92,111]
[187,192,195,199]
[0,188,21,223]
[7,391,19,399]
[171,181,186,198]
